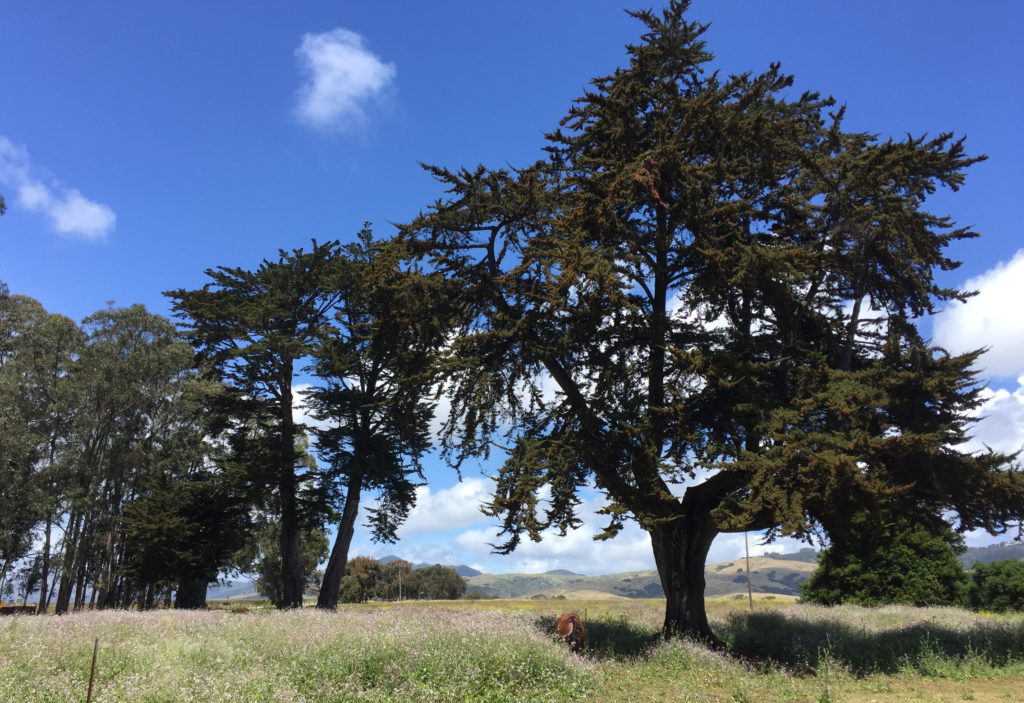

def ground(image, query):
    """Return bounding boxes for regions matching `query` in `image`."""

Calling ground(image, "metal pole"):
[86,637,99,702]
[744,532,754,611]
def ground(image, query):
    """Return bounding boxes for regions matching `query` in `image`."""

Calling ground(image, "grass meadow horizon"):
[2,598,1024,702]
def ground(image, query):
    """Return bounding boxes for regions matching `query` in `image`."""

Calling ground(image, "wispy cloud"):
[293,28,396,133]
[0,136,116,241]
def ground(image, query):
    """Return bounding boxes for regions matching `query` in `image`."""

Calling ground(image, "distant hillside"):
[208,543,1023,602]
[207,581,260,600]
[960,542,1024,568]
[762,547,818,564]
[464,557,815,600]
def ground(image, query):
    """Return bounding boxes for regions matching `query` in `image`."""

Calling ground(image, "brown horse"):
[556,612,585,653]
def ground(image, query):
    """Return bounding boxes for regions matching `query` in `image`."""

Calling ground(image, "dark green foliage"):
[120,464,255,610]
[376,558,413,601]
[169,232,440,611]
[407,564,467,600]
[61,304,200,611]
[0,293,78,589]
[337,557,466,602]
[0,295,204,613]
[167,241,344,609]
[338,555,382,603]
[402,0,1022,640]
[966,559,1024,612]
[801,515,967,606]
[309,225,441,610]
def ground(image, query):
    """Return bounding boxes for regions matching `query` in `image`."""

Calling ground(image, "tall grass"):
[2,600,1023,702]
[0,607,592,702]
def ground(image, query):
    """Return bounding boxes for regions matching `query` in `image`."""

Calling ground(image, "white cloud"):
[442,489,659,574]
[398,478,494,536]
[46,188,116,238]
[451,519,656,575]
[933,250,1024,379]
[958,377,1024,456]
[294,28,396,133]
[0,135,116,241]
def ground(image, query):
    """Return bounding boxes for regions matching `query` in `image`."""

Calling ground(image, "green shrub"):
[802,516,966,607]
[967,559,1024,612]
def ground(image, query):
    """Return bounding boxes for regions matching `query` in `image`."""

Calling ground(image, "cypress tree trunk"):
[174,576,208,609]
[37,517,51,614]
[278,467,303,608]
[316,472,364,610]
[278,386,304,609]
[648,511,720,644]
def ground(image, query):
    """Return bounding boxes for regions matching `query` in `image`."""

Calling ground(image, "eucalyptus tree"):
[167,241,345,608]
[0,292,81,607]
[53,304,195,612]
[402,1,1022,641]
[308,226,441,610]
[0,293,49,593]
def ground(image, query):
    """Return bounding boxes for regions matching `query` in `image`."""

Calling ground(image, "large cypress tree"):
[309,226,440,610]
[167,241,343,608]
[403,1,1023,641]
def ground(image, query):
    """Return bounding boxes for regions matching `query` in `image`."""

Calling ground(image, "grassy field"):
[2,597,1023,702]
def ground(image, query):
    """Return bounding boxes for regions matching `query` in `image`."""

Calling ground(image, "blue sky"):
[3,1,1022,574]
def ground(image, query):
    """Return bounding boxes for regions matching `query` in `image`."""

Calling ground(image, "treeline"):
[329,558,466,603]
[0,227,441,612]
[962,542,1024,568]
[0,287,235,610]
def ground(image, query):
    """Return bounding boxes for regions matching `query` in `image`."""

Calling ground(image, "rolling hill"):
[463,556,816,600]
[208,542,1022,602]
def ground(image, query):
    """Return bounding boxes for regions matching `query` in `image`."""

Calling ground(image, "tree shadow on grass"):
[533,613,658,659]
[721,609,1024,676]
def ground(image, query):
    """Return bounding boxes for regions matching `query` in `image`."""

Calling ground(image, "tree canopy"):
[966,559,1024,613]
[402,0,1023,640]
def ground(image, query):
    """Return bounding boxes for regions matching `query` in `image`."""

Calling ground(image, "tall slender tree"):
[167,241,344,608]
[309,226,440,610]
[403,1,1023,641]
